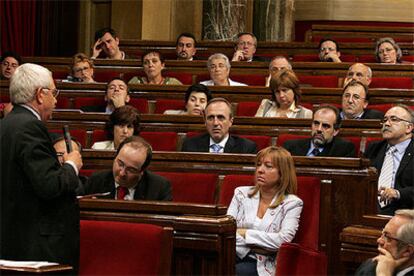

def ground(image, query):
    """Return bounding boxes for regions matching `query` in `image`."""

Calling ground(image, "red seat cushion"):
[239,135,271,150]
[80,220,170,275]
[237,101,261,116]
[94,71,121,83]
[155,99,185,114]
[369,103,394,114]
[140,131,178,151]
[155,172,218,204]
[299,75,339,88]
[231,74,266,86]
[370,77,413,89]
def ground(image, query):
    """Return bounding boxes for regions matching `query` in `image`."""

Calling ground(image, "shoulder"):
[165,77,182,85]
[128,76,144,84]
[284,194,304,207]
[365,140,387,158]
[297,105,313,118]
[234,186,255,197]
[231,135,257,149]
[200,80,213,86]
[92,141,114,150]
[284,138,307,147]
[363,109,384,119]
[229,79,247,86]
[89,170,112,181]
[164,109,186,115]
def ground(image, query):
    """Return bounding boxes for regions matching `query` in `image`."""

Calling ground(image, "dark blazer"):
[283,137,356,157]
[0,105,80,269]
[181,133,257,154]
[361,109,384,119]
[364,138,414,215]
[252,55,270,62]
[355,259,414,276]
[80,105,107,113]
[84,170,172,201]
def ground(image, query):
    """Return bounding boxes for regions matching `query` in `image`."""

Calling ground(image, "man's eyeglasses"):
[320,47,336,52]
[2,61,19,68]
[42,88,60,98]
[381,231,413,245]
[381,116,412,125]
[73,66,90,73]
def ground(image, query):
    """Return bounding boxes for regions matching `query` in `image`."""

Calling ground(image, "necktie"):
[378,146,396,190]
[210,144,223,153]
[117,186,128,200]
[310,148,320,157]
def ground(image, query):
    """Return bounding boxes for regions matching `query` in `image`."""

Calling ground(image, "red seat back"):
[164,72,193,85]
[237,101,261,116]
[343,136,361,157]
[49,129,87,148]
[129,98,148,114]
[156,172,218,204]
[94,71,121,83]
[218,174,254,206]
[239,135,271,150]
[275,243,327,276]
[80,220,172,275]
[370,77,413,89]
[298,75,339,88]
[277,134,308,147]
[91,129,108,145]
[74,97,106,109]
[369,103,393,114]
[140,131,178,151]
[155,99,185,114]
[231,74,266,86]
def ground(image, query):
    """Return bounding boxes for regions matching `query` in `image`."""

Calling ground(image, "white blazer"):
[227,186,303,276]
[200,79,247,86]
[91,140,115,150]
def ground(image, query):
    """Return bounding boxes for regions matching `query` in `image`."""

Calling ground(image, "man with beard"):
[365,105,413,215]
[283,105,356,157]
[175,33,197,61]
[80,77,130,113]
[84,136,172,201]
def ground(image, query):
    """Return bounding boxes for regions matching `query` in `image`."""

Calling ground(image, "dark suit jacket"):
[283,137,356,157]
[84,170,172,201]
[252,55,270,62]
[0,105,80,269]
[361,109,384,119]
[80,105,107,113]
[181,133,257,154]
[364,138,414,215]
[355,259,414,276]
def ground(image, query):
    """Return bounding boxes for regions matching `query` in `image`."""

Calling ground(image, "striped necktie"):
[210,144,223,153]
[378,146,397,190]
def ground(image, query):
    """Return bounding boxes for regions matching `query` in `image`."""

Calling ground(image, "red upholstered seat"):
[74,97,106,109]
[79,169,95,177]
[275,243,327,276]
[52,71,69,80]
[357,55,376,63]
[91,129,108,145]
[140,131,178,151]
[56,97,71,109]
[49,129,87,148]
[0,94,10,103]
[369,103,394,114]
[239,135,271,150]
[79,220,173,275]
[370,77,413,89]
[129,98,148,114]
[403,55,414,62]
[365,137,384,149]
[155,172,218,204]
[292,54,320,62]
[237,101,261,116]
[343,136,361,157]
[195,73,211,83]
[122,71,145,83]
[298,75,339,88]
[94,71,121,83]
[231,74,267,86]
[155,99,185,114]
[276,134,308,147]
[218,174,254,206]
[164,72,193,85]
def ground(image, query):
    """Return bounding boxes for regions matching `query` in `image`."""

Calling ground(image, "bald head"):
[344,63,372,87]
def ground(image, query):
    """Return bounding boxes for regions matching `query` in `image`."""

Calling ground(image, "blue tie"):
[211,144,222,153]
[310,148,320,156]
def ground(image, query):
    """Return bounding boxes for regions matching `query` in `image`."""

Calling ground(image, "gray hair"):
[269,56,292,70]
[393,104,414,124]
[348,63,372,78]
[375,37,402,63]
[395,209,414,251]
[10,63,53,104]
[207,53,231,70]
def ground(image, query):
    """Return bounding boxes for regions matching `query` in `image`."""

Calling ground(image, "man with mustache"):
[365,105,413,215]
[181,98,257,154]
[175,33,197,61]
[283,105,356,157]
[340,80,384,120]
[80,77,130,113]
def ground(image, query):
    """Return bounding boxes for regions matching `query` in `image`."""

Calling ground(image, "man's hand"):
[232,50,245,61]
[374,247,409,276]
[110,94,126,108]
[378,187,399,204]
[64,151,83,171]
[323,52,341,63]
[91,39,103,59]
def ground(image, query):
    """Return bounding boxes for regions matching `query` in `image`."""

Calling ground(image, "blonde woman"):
[227,146,303,276]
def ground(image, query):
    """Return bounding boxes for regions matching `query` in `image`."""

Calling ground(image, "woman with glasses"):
[375,37,403,64]
[227,146,303,276]
[67,53,95,83]
[255,69,312,118]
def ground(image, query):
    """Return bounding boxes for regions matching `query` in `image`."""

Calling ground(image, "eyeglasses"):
[116,159,141,175]
[320,47,336,52]
[2,61,19,68]
[380,231,412,245]
[238,41,255,47]
[73,66,91,73]
[343,93,365,101]
[42,88,60,98]
[381,116,412,125]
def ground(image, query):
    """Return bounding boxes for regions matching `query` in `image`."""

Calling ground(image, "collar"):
[390,138,411,154]
[115,181,137,194]
[209,134,229,149]
[396,266,414,276]
[21,104,41,120]
[340,110,364,120]
[288,102,300,113]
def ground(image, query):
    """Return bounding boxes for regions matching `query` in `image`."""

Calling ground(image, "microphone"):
[62,125,73,153]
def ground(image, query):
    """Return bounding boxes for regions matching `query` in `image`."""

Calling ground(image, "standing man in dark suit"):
[181,98,257,154]
[283,104,356,157]
[0,64,83,269]
[340,80,384,120]
[232,32,268,62]
[80,77,130,113]
[355,209,414,276]
[365,104,413,215]
[85,136,172,201]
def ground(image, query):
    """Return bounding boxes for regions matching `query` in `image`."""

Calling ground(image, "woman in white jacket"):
[227,146,303,276]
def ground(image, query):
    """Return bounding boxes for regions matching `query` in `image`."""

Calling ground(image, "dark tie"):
[210,144,223,153]
[311,148,320,156]
[117,186,128,200]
